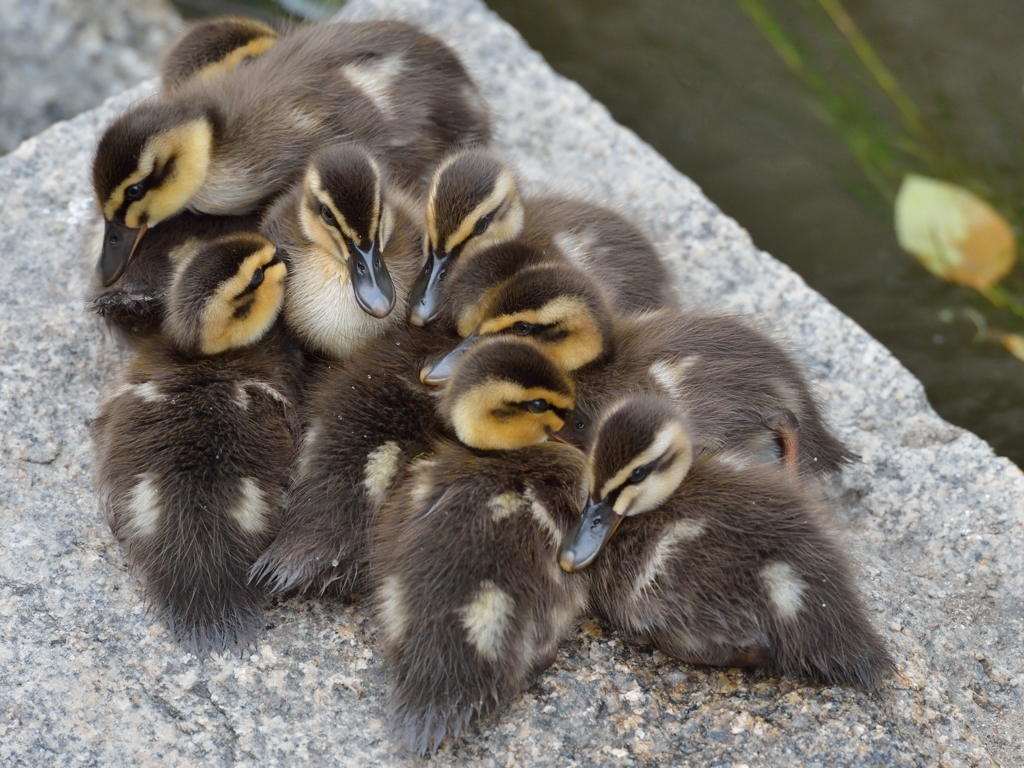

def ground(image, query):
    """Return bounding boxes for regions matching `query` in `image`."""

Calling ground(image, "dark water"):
[171,0,1024,467]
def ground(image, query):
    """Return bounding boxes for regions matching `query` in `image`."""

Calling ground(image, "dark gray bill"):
[98,220,146,286]
[408,250,452,327]
[558,497,623,572]
[348,240,395,318]
[419,331,481,386]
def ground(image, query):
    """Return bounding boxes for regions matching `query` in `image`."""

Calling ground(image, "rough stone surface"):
[0,0,182,154]
[1,0,1022,764]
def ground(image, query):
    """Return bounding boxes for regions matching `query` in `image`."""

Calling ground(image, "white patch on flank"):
[461,580,515,661]
[231,477,268,533]
[233,382,250,410]
[525,488,561,547]
[241,380,289,406]
[127,473,162,536]
[408,459,437,508]
[341,55,404,118]
[378,575,407,645]
[648,357,697,398]
[712,450,759,474]
[363,441,402,507]
[488,492,524,522]
[552,229,597,267]
[761,561,807,620]
[634,518,706,596]
[120,381,166,403]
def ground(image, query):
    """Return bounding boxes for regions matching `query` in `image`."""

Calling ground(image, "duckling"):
[91,233,302,656]
[260,143,423,359]
[93,19,490,287]
[87,210,263,347]
[249,335,575,598]
[161,17,279,92]
[422,262,853,478]
[556,395,892,688]
[371,435,589,755]
[408,148,673,327]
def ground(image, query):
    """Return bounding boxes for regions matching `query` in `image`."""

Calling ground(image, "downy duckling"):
[87,210,262,347]
[250,335,575,598]
[372,435,589,755]
[557,395,892,688]
[93,19,490,287]
[260,143,423,359]
[161,17,279,92]
[422,262,853,478]
[408,148,673,327]
[91,233,302,656]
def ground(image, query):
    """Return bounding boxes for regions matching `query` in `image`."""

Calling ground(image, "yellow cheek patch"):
[450,380,572,450]
[477,297,604,371]
[200,246,286,354]
[108,119,213,227]
[596,419,692,511]
[439,169,521,256]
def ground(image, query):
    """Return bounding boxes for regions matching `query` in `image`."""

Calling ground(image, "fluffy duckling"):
[260,143,423,359]
[161,17,279,92]
[93,19,490,286]
[372,435,589,755]
[250,335,574,598]
[423,262,853,478]
[87,210,263,347]
[408,148,673,327]
[91,233,302,656]
[557,395,892,688]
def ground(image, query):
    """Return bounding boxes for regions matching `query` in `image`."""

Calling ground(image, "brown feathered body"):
[160,17,280,92]
[372,440,590,754]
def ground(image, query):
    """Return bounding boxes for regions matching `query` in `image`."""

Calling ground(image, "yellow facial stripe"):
[106,119,213,227]
[450,380,572,450]
[477,296,604,371]
[307,161,381,245]
[439,168,519,254]
[200,244,285,354]
[595,420,691,504]
[191,35,278,84]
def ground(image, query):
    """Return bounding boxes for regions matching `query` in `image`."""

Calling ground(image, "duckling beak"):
[98,220,147,286]
[419,331,481,386]
[347,240,395,318]
[408,249,452,326]
[558,497,623,572]
[551,409,590,449]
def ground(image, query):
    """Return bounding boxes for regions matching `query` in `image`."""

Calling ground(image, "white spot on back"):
[461,580,515,661]
[341,55,404,118]
[525,488,561,547]
[363,441,402,507]
[408,459,437,508]
[378,575,407,645]
[231,477,268,533]
[240,380,289,406]
[552,229,597,267]
[116,382,165,403]
[127,473,161,536]
[634,518,705,596]
[488,491,525,522]
[233,382,250,410]
[761,561,807,620]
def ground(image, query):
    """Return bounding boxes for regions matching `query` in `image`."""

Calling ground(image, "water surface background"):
[174,0,1024,467]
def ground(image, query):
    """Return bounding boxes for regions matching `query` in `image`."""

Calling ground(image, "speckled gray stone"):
[1,0,1022,765]
[0,0,182,154]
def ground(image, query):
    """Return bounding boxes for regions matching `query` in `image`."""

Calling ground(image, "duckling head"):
[441,337,576,451]
[93,101,217,286]
[421,263,614,385]
[409,149,525,326]
[298,144,397,318]
[164,232,286,356]
[558,396,694,572]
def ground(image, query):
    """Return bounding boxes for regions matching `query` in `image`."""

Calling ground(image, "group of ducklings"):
[87,15,892,754]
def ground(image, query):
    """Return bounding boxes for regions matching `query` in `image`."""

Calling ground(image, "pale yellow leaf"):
[1000,333,1024,362]
[894,174,1016,290]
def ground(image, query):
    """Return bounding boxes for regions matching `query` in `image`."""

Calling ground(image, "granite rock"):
[1,0,1022,765]
[0,0,182,154]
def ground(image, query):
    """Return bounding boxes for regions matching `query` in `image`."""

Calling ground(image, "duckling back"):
[91,233,301,656]
[371,439,590,754]
[160,17,280,92]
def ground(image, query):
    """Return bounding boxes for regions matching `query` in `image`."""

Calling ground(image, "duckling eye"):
[512,321,534,336]
[574,418,586,431]
[472,212,494,237]
[525,399,549,414]
[320,204,336,224]
[125,183,144,201]
[248,267,265,291]
[629,466,648,483]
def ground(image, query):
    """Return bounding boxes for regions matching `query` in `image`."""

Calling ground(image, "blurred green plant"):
[736,0,1024,361]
